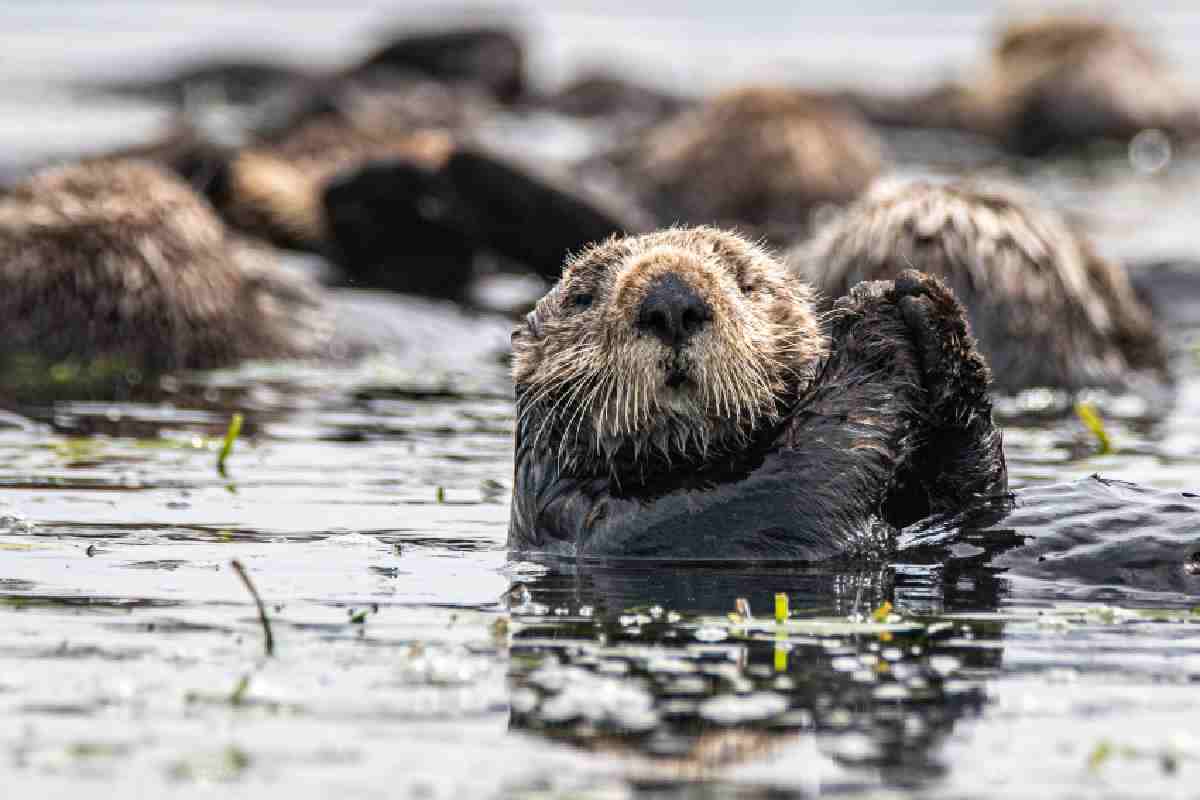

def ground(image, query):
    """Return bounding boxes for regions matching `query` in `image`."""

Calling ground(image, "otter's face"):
[512,227,825,478]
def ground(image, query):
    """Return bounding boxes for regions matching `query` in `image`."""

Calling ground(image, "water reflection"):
[507,555,1007,787]
[505,477,1200,786]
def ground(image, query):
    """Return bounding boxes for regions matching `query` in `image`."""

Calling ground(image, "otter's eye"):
[568,292,594,311]
[739,281,759,295]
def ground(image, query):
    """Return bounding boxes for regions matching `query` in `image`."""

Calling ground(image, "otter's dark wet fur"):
[790,179,1169,395]
[82,25,527,112]
[0,160,328,374]
[94,115,460,253]
[218,121,455,250]
[119,108,634,298]
[354,26,527,104]
[509,227,1006,560]
[537,71,692,127]
[619,88,885,241]
[846,15,1200,156]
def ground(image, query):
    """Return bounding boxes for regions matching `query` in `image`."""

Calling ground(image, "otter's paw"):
[890,270,992,419]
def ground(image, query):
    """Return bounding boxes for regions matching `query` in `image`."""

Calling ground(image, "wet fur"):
[513,227,824,481]
[622,88,884,240]
[845,15,1200,155]
[223,122,454,249]
[790,179,1169,394]
[982,16,1199,154]
[510,227,1006,559]
[0,160,329,373]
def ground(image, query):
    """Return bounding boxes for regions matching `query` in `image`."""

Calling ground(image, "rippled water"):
[2,3,1200,799]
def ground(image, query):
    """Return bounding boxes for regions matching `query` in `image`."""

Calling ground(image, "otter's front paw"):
[887,270,1007,509]
[890,270,992,420]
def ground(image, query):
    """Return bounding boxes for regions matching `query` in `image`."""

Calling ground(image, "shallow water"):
[3,3,1200,799]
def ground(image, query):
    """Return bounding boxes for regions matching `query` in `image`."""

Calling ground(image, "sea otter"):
[110,110,633,299]
[217,121,458,252]
[353,25,527,104]
[845,15,1200,156]
[537,71,691,129]
[89,119,457,253]
[0,160,328,382]
[80,25,527,111]
[508,227,1006,560]
[616,89,885,243]
[789,179,1170,396]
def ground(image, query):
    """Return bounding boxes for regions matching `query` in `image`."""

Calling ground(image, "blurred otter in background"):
[540,71,690,121]
[217,122,457,252]
[221,113,633,298]
[790,179,1170,396]
[93,20,637,302]
[0,160,329,384]
[108,106,634,301]
[83,26,528,112]
[533,70,693,137]
[846,15,1200,157]
[613,87,885,243]
[354,25,526,103]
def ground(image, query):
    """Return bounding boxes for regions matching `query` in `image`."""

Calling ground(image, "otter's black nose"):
[636,274,713,349]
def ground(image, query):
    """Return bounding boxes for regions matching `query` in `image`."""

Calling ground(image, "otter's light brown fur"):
[853,15,1199,155]
[789,178,1167,393]
[625,88,885,239]
[0,160,328,373]
[512,226,825,476]
[224,121,454,248]
[977,16,1195,146]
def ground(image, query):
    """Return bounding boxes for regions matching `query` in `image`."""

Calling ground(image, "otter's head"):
[512,227,825,479]
[994,16,1137,66]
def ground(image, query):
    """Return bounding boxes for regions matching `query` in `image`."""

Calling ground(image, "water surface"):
[2,3,1200,798]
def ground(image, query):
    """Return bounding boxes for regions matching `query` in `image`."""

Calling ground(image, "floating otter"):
[78,58,308,109]
[789,179,1170,396]
[508,227,1006,559]
[619,89,885,242]
[0,160,328,379]
[538,71,691,124]
[109,113,632,300]
[118,103,635,299]
[82,24,632,300]
[846,15,1200,156]
[324,149,640,295]
[353,26,526,104]
[217,121,457,251]
[80,24,526,111]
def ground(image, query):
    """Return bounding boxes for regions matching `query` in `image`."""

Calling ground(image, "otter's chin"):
[659,381,701,414]
[663,368,691,390]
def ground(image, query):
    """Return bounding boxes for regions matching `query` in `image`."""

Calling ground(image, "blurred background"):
[4,5,1200,799]
[7,1,1200,166]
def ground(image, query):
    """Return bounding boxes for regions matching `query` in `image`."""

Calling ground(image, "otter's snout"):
[635,273,713,350]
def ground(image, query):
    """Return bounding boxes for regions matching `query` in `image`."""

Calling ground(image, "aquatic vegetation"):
[0,353,142,402]
[230,559,274,657]
[216,412,245,478]
[167,746,252,783]
[1074,401,1113,454]
[870,600,895,623]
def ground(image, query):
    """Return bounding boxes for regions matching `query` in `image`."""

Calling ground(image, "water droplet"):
[1129,129,1172,174]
